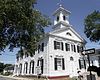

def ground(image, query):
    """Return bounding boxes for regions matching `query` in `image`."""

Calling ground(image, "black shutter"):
[61,42,64,50]
[65,43,67,51]
[62,58,65,70]
[65,43,68,51]
[79,59,81,69]
[41,43,44,52]
[37,60,39,66]
[54,41,57,50]
[54,58,57,70]
[84,60,86,69]
[29,62,31,73]
[74,45,76,52]
[77,46,79,53]
[32,61,34,74]
[38,45,40,53]
[41,59,44,74]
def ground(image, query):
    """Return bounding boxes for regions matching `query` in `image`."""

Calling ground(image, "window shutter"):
[32,61,34,74]
[54,41,57,49]
[41,43,44,52]
[41,59,44,74]
[54,58,57,70]
[77,46,80,53]
[62,58,65,70]
[29,62,31,74]
[65,43,68,51]
[37,60,39,66]
[61,42,64,50]
[79,59,81,69]
[84,60,86,69]
[74,45,76,52]
[38,45,40,53]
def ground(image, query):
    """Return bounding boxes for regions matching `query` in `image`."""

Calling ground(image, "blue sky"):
[0,0,100,64]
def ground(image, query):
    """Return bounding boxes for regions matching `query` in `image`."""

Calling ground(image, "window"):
[66,32,72,36]
[70,57,74,61]
[54,58,65,70]
[29,61,34,74]
[57,16,59,21]
[71,45,76,52]
[38,43,44,53]
[77,45,83,53]
[65,43,70,51]
[79,59,86,69]
[37,59,44,74]
[19,64,22,74]
[25,52,28,58]
[63,15,66,20]
[24,62,28,74]
[54,41,63,50]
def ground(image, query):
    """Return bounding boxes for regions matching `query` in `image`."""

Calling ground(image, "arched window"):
[70,57,74,61]
[57,16,59,21]
[24,62,28,74]
[19,64,22,74]
[66,32,72,36]
[63,15,66,20]
[29,61,34,74]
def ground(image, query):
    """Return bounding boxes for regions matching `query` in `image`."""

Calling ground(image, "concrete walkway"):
[0,75,37,80]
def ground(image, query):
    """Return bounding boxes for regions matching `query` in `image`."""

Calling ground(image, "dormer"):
[53,5,71,30]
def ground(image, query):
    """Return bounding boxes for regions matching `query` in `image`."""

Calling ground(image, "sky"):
[0,0,100,64]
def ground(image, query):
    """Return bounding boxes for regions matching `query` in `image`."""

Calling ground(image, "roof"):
[53,5,71,16]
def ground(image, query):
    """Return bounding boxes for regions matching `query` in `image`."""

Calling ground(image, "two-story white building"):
[13,5,86,80]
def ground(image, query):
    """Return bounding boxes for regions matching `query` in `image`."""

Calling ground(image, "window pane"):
[57,16,59,21]
[65,43,70,51]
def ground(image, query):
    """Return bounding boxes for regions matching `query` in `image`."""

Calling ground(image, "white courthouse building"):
[14,5,87,79]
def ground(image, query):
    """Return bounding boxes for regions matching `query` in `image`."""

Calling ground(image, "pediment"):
[50,27,85,43]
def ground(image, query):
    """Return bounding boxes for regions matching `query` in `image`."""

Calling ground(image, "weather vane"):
[57,0,63,7]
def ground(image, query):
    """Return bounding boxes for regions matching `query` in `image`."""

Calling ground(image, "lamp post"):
[82,48,95,80]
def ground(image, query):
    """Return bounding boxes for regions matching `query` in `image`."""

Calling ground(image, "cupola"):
[52,5,71,30]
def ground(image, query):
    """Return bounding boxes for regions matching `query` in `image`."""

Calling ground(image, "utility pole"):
[82,48,95,80]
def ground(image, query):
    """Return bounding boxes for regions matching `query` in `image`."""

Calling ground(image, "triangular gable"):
[49,27,86,43]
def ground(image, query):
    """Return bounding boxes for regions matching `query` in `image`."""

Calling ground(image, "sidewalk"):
[0,75,35,80]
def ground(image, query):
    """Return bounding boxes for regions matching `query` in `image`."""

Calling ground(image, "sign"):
[85,48,95,55]
[36,66,41,75]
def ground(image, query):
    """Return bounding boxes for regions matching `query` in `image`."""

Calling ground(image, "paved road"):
[0,76,17,80]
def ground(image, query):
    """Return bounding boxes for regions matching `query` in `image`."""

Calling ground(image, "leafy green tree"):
[0,62,4,73]
[84,11,100,43]
[0,0,51,53]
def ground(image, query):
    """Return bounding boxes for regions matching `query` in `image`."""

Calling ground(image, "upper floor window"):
[71,44,76,52]
[25,52,29,58]
[57,16,59,21]
[77,45,83,53]
[54,41,63,50]
[38,43,44,53]
[65,43,70,51]
[63,15,66,20]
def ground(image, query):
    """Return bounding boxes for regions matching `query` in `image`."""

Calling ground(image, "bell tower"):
[53,4,71,30]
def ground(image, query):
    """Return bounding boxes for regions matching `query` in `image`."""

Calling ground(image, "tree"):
[0,0,51,53]
[0,62,4,73]
[84,11,100,43]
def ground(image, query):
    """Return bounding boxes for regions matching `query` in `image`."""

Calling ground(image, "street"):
[0,76,17,80]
